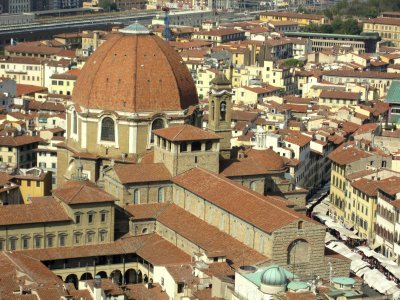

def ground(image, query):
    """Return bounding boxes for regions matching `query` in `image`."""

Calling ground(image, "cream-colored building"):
[0,180,115,252]
[49,69,80,96]
[328,143,392,223]
[363,17,400,48]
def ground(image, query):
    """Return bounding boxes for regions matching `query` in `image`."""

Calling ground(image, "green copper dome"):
[261,265,288,286]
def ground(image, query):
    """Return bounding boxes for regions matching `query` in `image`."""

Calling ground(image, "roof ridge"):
[172,124,187,140]
[69,184,85,204]
[192,167,301,221]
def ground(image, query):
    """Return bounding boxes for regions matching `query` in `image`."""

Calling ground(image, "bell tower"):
[207,70,232,157]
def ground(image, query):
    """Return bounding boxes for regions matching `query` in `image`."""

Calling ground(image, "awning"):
[370,241,382,250]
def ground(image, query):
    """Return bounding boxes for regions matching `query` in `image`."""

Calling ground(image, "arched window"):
[259,235,265,253]
[220,101,227,121]
[150,118,165,144]
[72,110,77,134]
[158,187,164,203]
[101,117,115,141]
[287,239,310,265]
[133,189,140,205]
[9,237,17,251]
[298,221,303,230]
[250,181,257,191]
[99,230,107,242]
[211,101,215,121]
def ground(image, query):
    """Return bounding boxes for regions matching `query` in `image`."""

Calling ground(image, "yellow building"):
[50,69,80,96]
[259,11,326,27]
[12,168,52,203]
[328,144,392,223]
[363,17,400,48]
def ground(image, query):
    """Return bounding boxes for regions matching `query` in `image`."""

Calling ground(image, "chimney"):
[93,31,100,51]
[93,275,102,300]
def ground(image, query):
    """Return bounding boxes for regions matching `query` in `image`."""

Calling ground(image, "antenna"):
[162,7,171,41]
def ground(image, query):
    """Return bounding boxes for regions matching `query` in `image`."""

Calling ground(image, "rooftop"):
[153,124,220,142]
[52,180,116,205]
[172,168,319,233]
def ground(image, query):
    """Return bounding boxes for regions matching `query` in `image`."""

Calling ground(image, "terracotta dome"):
[72,25,198,112]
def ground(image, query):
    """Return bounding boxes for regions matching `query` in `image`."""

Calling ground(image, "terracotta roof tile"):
[220,148,286,177]
[0,134,42,147]
[0,197,70,225]
[323,69,400,80]
[124,283,168,300]
[52,180,116,205]
[156,204,268,268]
[113,163,171,184]
[172,168,319,233]
[319,90,360,100]
[153,124,220,142]
[16,85,48,97]
[328,144,372,165]
[73,33,198,112]
[18,233,191,266]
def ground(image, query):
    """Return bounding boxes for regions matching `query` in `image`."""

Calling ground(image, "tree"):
[282,59,304,68]
[98,0,117,11]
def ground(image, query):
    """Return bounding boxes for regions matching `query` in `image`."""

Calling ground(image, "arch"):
[96,271,107,279]
[220,101,227,121]
[109,270,122,285]
[144,274,149,283]
[65,274,78,289]
[158,187,165,203]
[72,110,77,134]
[137,270,143,283]
[101,117,115,142]
[287,239,310,265]
[150,118,165,144]
[133,189,140,205]
[211,101,215,121]
[124,269,137,284]
[142,228,148,234]
[298,221,303,230]
[80,272,93,281]
[250,181,257,191]
[57,275,63,281]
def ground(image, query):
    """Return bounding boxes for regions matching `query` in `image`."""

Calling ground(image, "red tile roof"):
[319,90,360,100]
[112,163,171,184]
[153,124,220,142]
[19,233,191,266]
[0,134,42,147]
[328,144,372,165]
[73,33,198,113]
[156,204,268,268]
[16,84,48,97]
[0,197,70,225]
[172,168,319,233]
[52,180,116,205]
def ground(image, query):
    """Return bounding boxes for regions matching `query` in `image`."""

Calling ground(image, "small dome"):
[261,265,288,286]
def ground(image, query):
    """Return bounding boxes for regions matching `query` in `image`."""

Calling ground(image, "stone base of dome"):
[260,283,286,295]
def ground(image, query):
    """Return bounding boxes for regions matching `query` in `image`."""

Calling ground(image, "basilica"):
[0,23,351,299]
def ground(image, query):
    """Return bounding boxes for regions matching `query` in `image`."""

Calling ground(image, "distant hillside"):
[324,0,400,19]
